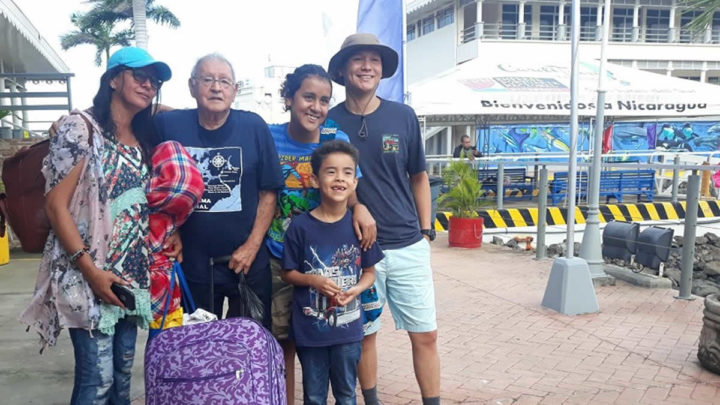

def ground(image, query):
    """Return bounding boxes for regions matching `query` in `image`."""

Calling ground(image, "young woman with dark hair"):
[20,47,172,404]
[266,63,377,403]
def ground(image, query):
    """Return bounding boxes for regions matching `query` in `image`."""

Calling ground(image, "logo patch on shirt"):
[382,134,400,153]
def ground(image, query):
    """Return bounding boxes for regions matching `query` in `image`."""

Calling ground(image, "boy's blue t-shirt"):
[266,123,359,259]
[283,211,383,347]
[154,109,283,284]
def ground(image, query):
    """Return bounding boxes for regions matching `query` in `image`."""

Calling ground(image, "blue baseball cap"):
[107,47,172,81]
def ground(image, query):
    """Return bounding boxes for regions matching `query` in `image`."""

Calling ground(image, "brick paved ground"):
[3,234,719,404]
[295,233,717,405]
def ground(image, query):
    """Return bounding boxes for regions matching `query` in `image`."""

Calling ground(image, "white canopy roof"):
[409,56,720,123]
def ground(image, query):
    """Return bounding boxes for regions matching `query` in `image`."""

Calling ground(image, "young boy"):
[282,140,383,405]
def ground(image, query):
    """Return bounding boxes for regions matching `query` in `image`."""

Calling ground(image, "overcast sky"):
[12,0,358,109]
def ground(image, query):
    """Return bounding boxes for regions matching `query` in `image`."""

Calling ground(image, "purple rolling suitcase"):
[144,262,286,404]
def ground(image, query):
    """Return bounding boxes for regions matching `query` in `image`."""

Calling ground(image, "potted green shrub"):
[438,161,486,248]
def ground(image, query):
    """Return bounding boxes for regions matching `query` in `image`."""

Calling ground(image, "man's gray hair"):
[191,53,236,81]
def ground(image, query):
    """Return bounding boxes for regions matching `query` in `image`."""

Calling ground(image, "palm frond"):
[146,6,180,27]
[679,0,720,31]
[94,48,104,66]
[60,31,97,50]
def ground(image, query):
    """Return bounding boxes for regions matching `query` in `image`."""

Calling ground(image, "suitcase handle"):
[208,255,233,315]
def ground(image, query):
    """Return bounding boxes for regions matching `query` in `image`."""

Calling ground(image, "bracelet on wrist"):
[69,247,90,263]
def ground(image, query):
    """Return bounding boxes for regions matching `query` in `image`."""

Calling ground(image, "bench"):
[550,169,655,204]
[478,167,535,200]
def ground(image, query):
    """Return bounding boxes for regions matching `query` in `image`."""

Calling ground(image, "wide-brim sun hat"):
[328,33,398,86]
[107,46,172,82]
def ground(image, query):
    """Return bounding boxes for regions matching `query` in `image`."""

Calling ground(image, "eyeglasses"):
[192,76,235,90]
[358,116,368,139]
[125,68,162,90]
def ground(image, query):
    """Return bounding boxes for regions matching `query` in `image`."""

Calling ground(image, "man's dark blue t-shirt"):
[154,109,283,284]
[327,99,426,250]
[283,211,383,347]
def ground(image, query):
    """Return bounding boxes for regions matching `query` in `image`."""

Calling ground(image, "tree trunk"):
[132,0,148,49]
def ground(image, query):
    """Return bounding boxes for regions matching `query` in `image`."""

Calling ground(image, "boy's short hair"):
[311,140,360,175]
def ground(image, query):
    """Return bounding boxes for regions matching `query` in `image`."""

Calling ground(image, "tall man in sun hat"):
[327,33,441,405]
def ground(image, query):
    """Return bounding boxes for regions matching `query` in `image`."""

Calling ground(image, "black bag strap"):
[0,193,7,238]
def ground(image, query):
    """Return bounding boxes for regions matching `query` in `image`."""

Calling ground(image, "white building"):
[233,65,295,125]
[0,0,71,136]
[406,0,720,154]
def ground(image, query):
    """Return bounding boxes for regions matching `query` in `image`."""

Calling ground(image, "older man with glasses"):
[154,53,283,325]
[327,33,441,405]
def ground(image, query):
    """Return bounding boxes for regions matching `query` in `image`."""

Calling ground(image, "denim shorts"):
[364,238,437,335]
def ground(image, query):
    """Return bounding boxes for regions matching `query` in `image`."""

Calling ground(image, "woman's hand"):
[163,231,183,262]
[352,203,377,251]
[85,267,130,308]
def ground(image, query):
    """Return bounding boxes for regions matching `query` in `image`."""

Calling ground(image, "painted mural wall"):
[480,121,720,154]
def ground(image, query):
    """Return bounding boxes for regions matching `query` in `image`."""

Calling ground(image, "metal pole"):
[565,0,581,258]
[677,172,699,300]
[671,155,680,204]
[66,75,73,112]
[579,0,611,278]
[497,162,504,210]
[536,167,548,260]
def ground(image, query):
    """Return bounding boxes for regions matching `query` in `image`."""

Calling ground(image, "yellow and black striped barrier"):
[434,200,720,230]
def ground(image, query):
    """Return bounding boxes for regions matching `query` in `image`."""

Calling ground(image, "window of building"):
[680,10,704,43]
[677,76,701,81]
[612,8,633,42]
[407,23,416,41]
[523,6,532,38]
[564,7,598,40]
[708,76,720,85]
[645,9,670,42]
[422,16,435,35]
[539,5,558,40]
[581,7,598,40]
[502,4,518,39]
[437,6,454,29]
[713,12,720,43]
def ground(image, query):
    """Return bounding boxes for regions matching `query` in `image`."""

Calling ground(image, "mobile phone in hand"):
[111,284,136,310]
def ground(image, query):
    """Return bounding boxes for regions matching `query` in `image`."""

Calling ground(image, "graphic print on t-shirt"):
[186,146,243,212]
[382,134,400,153]
[303,244,361,329]
[268,157,318,245]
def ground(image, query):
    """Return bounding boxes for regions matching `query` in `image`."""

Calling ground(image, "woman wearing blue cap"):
[20,46,172,404]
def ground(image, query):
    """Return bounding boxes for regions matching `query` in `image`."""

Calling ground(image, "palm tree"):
[83,0,180,48]
[132,0,148,49]
[60,12,134,66]
[681,0,720,31]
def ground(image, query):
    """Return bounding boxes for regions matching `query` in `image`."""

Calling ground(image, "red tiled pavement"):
[288,233,718,404]
[131,232,719,404]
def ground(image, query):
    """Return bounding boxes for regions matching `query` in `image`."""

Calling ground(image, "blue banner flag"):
[357,0,404,103]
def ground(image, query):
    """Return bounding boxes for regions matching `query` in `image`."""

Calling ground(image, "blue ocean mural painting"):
[485,124,591,154]
[481,120,720,155]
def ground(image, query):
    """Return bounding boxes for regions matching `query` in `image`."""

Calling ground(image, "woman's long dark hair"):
[91,66,161,166]
[280,64,332,112]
